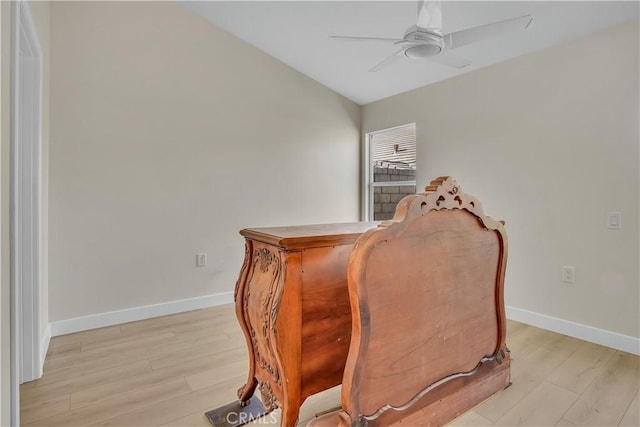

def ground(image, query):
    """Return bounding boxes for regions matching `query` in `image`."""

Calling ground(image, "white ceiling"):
[182,1,639,105]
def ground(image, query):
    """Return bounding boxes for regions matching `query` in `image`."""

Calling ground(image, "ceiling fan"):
[330,0,533,72]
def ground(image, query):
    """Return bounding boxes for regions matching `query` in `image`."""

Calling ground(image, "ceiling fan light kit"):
[405,44,442,59]
[330,0,533,72]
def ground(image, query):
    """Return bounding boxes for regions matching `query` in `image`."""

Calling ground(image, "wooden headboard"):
[337,176,510,426]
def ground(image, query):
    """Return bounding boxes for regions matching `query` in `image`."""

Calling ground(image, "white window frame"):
[363,123,417,221]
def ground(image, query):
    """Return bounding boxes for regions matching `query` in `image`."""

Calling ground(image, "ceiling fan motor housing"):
[401,28,444,59]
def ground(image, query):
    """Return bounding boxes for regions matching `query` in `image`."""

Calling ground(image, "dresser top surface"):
[241,222,380,249]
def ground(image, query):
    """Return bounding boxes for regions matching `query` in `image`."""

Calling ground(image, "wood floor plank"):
[44,330,230,375]
[505,338,539,365]
[554,418,577,426]
[301,411,337,427]
[473,372,536,424]
[512,324,559,350]
[505,323,547,363]
[185,359,247,391]
[24,377,192,427]
[506,320,527,335]
[166,326,239,348]
[71,350,244,409]
[21,359,152,403]
[20,380,37,390]
[158,410,213,427]
[148,338,243,370]
[94,375,245,427]
[506,324,579,366]
[20,394,70,425]
[297,386,341,425]
[447,410,494,426]
[475,343,575,422]
[493,381,578,426]
[80,330,177,353]
[44,332,175,372]
[120,311,232,337]
[40,351,154,386]
[539,333,584,354]
[547,340,616,394]
[618,389,639,426]
[45,340,82,359]
[119,308,225,334]
[170,319,238,338]
[49,325,123,349]
[563,351,640,426]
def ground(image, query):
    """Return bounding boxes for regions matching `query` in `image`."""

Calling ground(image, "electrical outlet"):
[607,212,621,230]
[562,266,575,284]
[196,253,207,267]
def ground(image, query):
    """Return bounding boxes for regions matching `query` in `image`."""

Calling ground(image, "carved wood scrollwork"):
[255,247,277,273]
[234,244,251,303]
[259,381,279,412]
[380,176,495,230]
[422,176,483,216]
[236,379,256,402]
[243,246,284,390]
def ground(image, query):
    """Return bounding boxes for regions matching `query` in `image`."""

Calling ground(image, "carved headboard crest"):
[379,176,503,232]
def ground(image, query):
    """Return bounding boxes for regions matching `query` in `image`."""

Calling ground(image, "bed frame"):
[309,176,510,427]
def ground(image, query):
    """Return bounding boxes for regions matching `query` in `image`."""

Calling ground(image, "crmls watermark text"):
[226,411,279,425]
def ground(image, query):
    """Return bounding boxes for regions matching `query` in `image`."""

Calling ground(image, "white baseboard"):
[39,323,51,376]
[506,305,640,355]
[49,296,638,354]
[50,291,234,337]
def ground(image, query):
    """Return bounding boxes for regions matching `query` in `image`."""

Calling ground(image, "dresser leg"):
[237,377,258,404]
[234,241,260,406]
[280,399,302,427]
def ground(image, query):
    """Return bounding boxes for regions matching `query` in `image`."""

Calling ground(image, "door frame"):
[10,0,43,423]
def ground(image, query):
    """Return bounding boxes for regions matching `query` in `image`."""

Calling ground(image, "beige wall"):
[49,1,361,322]
[1,1,11,423]
[363,22,639,338]
[29,0,50,359]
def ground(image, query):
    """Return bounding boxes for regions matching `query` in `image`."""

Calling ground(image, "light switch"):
[196,253,207,267]
[607,212,621,230]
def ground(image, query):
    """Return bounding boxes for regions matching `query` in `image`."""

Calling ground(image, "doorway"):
[10,0,43,424]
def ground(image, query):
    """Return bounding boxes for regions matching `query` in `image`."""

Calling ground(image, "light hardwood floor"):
[21,305,639,426]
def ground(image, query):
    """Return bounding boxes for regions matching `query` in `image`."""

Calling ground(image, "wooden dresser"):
[210,222,378,427]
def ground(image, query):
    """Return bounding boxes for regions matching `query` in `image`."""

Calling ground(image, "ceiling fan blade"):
[417,0,442,32]
[369,49,405,72]
[428,51,471,69]
[329,35,404,43]
[444,14,533,50]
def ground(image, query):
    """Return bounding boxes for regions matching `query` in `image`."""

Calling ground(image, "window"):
[365,123,417,221]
